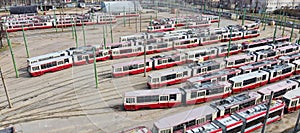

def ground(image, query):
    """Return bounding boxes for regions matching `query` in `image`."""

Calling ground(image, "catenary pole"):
[6,32,19,78]
[82,21,86,46]
[294,109,300,132]
[261,91,274,133]
[290,20,295,41]
[74,24,78,48]
[140,13,142,32]
[227,28,232,57]
[53,9,57,32]
[282,15,287,36]
[0,67,13,108]
[123,6,126,27]
[273,16,279,44]
[93,48,99,88]
[22,25,30,58]
[103,25,106,49]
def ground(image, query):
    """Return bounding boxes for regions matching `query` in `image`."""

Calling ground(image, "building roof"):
[154,105,217,129]
[101,1,142,14]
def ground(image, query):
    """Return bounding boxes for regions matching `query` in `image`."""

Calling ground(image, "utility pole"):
[144,38,146,77]
[22,26,30,58]
[74,23,78,48]
[261,91,274,133]
[294,110,300,133]
[103,25,106,49]
[290,20,295,41]
[123,6,126,27]
[242,9,246,26]
[71,20,75,39]
[140,13,142,32]
[6,32,19,78]
[82,21,86,46]
[93,48,99,88]
[227,28,232,57]
[282,15,287,36]
[0,67,13,108]
[273,16,279,44]
[53,9,57,32]
[218,8,220,28]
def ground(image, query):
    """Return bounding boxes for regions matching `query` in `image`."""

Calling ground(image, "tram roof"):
[228,70,268,82]
[224,53,253,62]
[27,50,67,61]
[29,56,72,66]
[112,59,152,68]
[257,80,298,94]
[124,88,182,97]
[277,45,299,51]
[239,59,278,70]
[154,105,217,129]
[148,67,190,77]
[283,88,300,99]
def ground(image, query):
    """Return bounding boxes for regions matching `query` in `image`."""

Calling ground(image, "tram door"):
[84,55,89,64]
[159,95,169,108]
[290,99,299,112]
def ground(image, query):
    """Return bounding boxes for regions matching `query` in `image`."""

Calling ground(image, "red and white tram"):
[27,50,69,66]
[184,100,285,133]
[221,31,243,42]
[189,60,225,76]
[277,45,300,56]
[153,105,218,133]
[241,38,268,50]
[199,35,222,45]
[257,79,298,101]
[28,56,73,77]
[112,59,153,77]
[216,43,243,57]
[146,42,173,54]
[266,36,290,43]
[123,88,182,110]
[173,38,199,49]
[111,46,144,59]
[183,82,232,104]
[187,68,241,85]
[186,20,211,28]
[224,54,256,68]
[147,24,175,33]
[151,53,187,70]
[243,29,260,39]
[239,59,280,74]
[185,47,217,61]
[279,53,300,63]
[293,59,300,74]
[210,92,262,117]
[229,70,269,93]
[253,49,280,62]
[243,23,260,30]
[263,63,295,83]
[283,89,300,113]
[147,67,191,89]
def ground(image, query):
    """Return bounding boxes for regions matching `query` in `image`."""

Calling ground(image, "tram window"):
[139,64,144,68]
[52,61,57,66]
[160,96,168,101]
[273,72,277,77]
[160,129,171,133]
[228,62,234,66]
[41,64,47,69]
[183,71,188,76]
[243,77,256,86]
[77,56,83,61]
[196,118,205,125]
[177,73,182,78]
[291,101,297,106]
[191,92,197,98]
[58,61,64,65]
[126,98,135,103]
[262,75,267,80]
[169,94,177,101]
[282,67,292,74]
[206,114,212,121]
[123,66,129,71]
[32,66,40,71]
[89,54,94,58]
[292,85,296,90]
[235,82,242,87]
[198,91,205,97]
